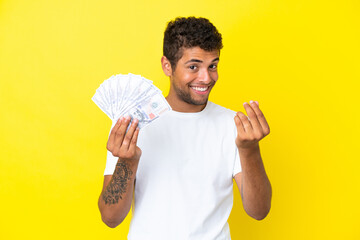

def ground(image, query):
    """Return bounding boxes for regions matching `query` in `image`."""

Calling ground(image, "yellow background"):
[1,0,359,239]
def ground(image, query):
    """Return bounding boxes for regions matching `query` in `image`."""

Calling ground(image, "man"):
[98,17,272,239]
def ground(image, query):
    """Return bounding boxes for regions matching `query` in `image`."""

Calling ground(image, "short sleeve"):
[232,147,242,177]
[232,112,242,177]
[103,120,119,175]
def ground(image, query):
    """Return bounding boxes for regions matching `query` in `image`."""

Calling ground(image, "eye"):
[189,65,197,70]
[209,64,217,70]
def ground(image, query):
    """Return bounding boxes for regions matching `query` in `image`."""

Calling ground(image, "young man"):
[98,17,272,239]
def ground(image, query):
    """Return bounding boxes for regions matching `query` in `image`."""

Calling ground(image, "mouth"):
[189,85,212,95]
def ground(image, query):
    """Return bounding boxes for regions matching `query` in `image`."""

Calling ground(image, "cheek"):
[182,72,196,84]
[210,72,219,81]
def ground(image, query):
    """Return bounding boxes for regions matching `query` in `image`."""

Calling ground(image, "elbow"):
[103,220,120,228]
[98,197,127,228]
[101,215,124,228]
[250,184,272,221]
[98,203,125,228]
[99,206,126,228]
[247,206,270,221]
[244,201,272,221]
[251,209,270,221]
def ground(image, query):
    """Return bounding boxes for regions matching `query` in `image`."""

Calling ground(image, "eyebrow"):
[184,57,220,64]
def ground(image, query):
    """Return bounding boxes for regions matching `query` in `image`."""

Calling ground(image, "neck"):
[165,95,207,113]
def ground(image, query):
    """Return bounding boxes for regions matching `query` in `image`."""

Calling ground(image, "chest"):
[136,119,236,186]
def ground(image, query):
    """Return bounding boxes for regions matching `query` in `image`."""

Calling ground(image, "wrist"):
[118,156,140,166]
[114,158,138,179]
[237,143,260,157]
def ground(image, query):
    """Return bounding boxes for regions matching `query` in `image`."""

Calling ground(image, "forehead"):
[179,47,219,63]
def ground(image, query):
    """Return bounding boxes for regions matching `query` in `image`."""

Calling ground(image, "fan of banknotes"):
[92,73,171,129]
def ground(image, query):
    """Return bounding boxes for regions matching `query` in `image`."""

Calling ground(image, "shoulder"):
[206,101,237,119]
[204,102,238,131]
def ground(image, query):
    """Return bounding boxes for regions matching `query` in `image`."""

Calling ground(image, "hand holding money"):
[92,73,172,129]
[107,116,142,162]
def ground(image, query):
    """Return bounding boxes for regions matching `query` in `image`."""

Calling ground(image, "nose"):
[198,69,212,84]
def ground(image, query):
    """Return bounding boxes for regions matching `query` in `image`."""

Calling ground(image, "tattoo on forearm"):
[102,161,133,205]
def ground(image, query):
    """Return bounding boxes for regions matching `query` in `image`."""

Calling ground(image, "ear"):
[161,56,172,76]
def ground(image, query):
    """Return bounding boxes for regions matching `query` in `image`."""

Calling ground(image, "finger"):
[244,101,263,135]
[234,114,245,135]
[128,127,140,153]
[249,100,270,135]
[236,111,253,133]
[107,117,123,150]
[113,116,131,149]
[121,118,139,151]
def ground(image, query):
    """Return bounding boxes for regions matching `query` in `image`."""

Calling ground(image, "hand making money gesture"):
[234,101,270,150]
[107,116,142,162]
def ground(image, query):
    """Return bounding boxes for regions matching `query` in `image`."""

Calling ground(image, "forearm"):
[239,144,272,220]
[98,158,139,228]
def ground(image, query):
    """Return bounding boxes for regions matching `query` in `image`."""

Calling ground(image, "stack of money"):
[92,73,171,129]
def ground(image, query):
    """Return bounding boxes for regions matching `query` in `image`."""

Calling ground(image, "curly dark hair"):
[163,17,223,70]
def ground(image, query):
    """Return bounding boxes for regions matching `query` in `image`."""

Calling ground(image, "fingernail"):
[250,100,254,104]
[243,102,248,106]
[255,101,259,106]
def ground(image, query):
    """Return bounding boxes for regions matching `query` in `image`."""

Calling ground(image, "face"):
[164,47,220,110]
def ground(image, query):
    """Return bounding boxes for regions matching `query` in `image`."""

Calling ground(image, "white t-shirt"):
[104,101,242,240]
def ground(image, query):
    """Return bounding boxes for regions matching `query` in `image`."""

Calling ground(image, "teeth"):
[192,86,208,92]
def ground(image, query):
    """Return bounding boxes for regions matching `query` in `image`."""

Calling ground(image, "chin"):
[192,99,208,105]
[183,96,209,106]
[174,86,211,106]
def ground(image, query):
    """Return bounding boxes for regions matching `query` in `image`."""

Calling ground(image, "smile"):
[190,85,211,95]
[191,86,208,92]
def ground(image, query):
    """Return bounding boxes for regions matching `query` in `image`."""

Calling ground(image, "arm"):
[233,101,272,220]
[98,116,142,228]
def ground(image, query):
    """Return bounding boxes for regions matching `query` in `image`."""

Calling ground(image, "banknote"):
[92,73,171,127]
[124,92,171,129]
